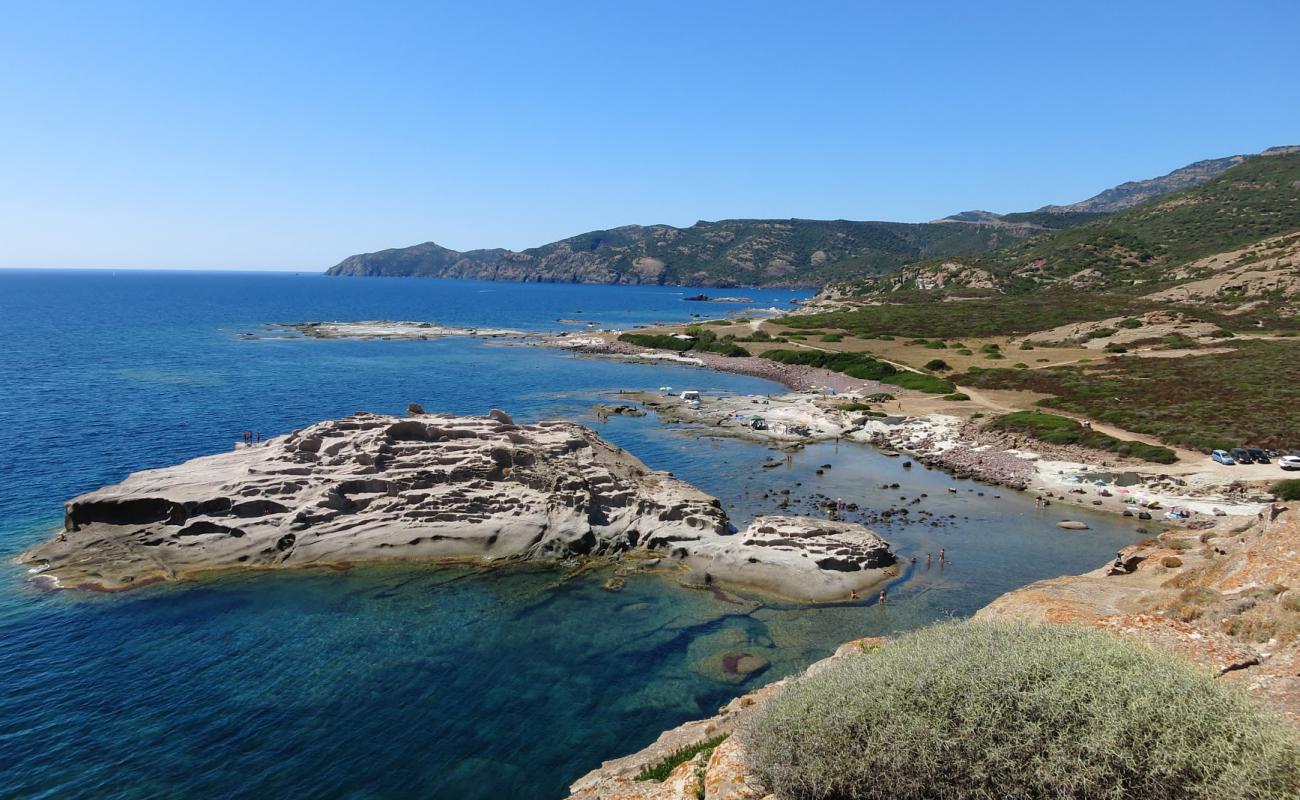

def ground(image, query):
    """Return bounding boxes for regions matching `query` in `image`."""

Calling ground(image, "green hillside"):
[326,218,1039,288]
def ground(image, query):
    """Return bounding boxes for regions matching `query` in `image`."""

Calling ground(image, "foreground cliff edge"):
[567,506,1300,799]
[19,409,894,600]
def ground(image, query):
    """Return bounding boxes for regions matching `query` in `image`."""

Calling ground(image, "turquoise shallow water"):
[0,271,1145,799]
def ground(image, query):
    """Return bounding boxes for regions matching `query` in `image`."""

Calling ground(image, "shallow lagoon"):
[0,271,1144,798]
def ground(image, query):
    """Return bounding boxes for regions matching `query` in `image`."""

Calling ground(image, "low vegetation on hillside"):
[786,290,1144,338]
[989,410,1177,463]
[742,621,1300,800]
[760,349,955,393]
[634,734,727,783]
[816,151,1300,330]
[618,327,750,357]
[954,341,1300,450]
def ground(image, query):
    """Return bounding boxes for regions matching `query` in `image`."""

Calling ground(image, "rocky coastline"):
[20,409,896,601]
[566,505,1300,799]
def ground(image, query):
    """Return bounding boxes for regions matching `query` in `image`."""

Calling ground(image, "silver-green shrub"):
[741,621,1299,800]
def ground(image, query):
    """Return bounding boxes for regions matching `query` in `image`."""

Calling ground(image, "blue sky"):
[2,1,1297,270]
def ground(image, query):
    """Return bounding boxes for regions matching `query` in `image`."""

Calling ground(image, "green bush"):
[985,352,1006,360]
[707,342,751,357]
[885,372,955,394]
[864,392,895,402]
[942,392,970,401]
[635,734,727,782]
[923,358,951,372]
[1086,326,1119,340]
[742,621,1300,800]
[1019,341,1035,350]
[1105,343,1128,353]
[988,411,1177,463]
[760,350,897,381]
[618,330,748,357]
[1273,479,1300,501]
[924,340,947,349]
[618,333,693,351]
[955,348,973,356]
[1119,317,1144,329]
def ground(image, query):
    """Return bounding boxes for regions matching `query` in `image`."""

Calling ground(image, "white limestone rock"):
[21,411,727,590]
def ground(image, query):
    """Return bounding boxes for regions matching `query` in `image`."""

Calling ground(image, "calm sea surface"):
[0,271,1144,799]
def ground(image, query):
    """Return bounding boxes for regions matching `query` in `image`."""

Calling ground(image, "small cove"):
[0,271,1146,799]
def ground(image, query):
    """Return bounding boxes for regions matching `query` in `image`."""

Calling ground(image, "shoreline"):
[550,335,1271,530]
[18,412,899,604]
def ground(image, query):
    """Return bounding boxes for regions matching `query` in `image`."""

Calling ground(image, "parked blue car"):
[1211,450,1235,465]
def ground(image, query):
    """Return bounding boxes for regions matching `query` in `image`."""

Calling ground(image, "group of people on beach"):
[851,548,945,604]
[242,431,263,445]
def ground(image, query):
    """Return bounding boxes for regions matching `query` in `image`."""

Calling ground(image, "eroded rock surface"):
[21,411,728,590]
[979,505,1300,722]
[680,516,895,602]
[22,412,897,598]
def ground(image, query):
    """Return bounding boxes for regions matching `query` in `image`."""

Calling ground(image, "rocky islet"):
[22,409,897,600]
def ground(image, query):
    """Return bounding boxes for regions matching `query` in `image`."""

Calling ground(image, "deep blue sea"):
[0,270,1145,799]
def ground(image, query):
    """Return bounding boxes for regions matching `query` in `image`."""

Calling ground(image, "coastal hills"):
[838,147,1300,299]
[326,146,1294,288]
[326,219,1038,288]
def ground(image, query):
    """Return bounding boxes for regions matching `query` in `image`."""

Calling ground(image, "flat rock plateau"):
[21,410,895,598]
[274,320,525,339]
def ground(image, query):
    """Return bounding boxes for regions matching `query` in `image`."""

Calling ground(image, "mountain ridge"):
[328,147,1296,288]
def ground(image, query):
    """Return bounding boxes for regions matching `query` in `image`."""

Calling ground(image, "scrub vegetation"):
[759,349,955,393]
[618,328,750,357]
[955,341,1300,450]
[988,411,1177,463]
[634,734,728,783]
[741,621,1300,800]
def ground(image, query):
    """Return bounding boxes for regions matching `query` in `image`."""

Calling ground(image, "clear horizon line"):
[0,265,324,273]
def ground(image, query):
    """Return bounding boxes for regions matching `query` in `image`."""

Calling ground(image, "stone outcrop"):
[21,411,896,597]
[21,411,729,590]
[978,506,1300,722]
[679,516,895,603]
[567,637,887,800]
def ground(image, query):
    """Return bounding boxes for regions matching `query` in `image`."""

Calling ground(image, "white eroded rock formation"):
[679,516,895,603]
[21,411,895,597]
[22,411,725,589]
